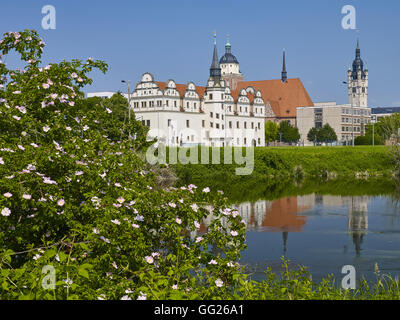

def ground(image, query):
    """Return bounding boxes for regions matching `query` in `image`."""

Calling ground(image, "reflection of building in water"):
[251,200,267,227]
[322,195,346,207]
[347,196,369,256]
[261,197,307,231]
[297,194,316,209]
[198,197,308,234]
[238,202,252,225]
[196,195,370,258]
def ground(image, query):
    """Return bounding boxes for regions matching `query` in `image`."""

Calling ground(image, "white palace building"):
[88,38,315,147]
[130,41,266,147]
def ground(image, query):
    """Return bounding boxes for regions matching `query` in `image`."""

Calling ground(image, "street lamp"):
[372,120,375,146]
[121,80,131,123]
[342,81,355,147]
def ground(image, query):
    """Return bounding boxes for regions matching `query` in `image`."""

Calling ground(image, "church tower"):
[204,34,226,147]
[281,50,287,83]
[219,36,243,90]
[347,39,368,107]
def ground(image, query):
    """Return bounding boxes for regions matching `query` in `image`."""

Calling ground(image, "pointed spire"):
[356,38,361,59]
[210,32,221,80]
[351,37,365,79]
[281,49,287,83]
[225,34,231,53]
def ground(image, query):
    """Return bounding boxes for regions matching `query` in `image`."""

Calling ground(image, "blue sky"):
[1,0,399,107]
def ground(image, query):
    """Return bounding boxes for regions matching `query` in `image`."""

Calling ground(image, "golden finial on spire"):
[212,31,217,44]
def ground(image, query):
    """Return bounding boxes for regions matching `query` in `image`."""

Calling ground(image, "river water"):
[233,193,400,283]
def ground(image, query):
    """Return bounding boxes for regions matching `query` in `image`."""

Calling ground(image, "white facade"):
[86,91,125,99]
[297,102,372,146]
[347,68,368,107]
[371,113,392,124]
[131,72,265,147]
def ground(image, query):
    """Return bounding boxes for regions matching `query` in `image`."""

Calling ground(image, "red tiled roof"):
[237,78,313,118]
[156,81,206,99]
[156,81,166,90]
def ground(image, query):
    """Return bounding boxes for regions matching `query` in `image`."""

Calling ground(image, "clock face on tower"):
[208,80,214,87]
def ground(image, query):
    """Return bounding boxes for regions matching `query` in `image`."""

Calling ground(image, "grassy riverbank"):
[170,146,395,187]
[227,258,400,300]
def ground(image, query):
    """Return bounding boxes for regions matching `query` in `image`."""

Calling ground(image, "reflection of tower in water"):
[282,231,288,256]
[347,196,369,256]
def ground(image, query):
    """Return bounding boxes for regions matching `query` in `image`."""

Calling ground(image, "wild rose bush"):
[0,30,247,300]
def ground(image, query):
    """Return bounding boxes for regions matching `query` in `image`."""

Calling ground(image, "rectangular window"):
[244,122,247,129]
[168,119,171,127]
[216,123,219,129]
[229,121,232,129]
[146,120,150,126]
[210,112,213,118]
[209,94,213,100]
[251,122,254,129]
[202,120,205,127]
[216,113,219,119]
[166,100,169,106]
[186,120,189,128]
[210,122,213,128]
[237,121,240,128]
[174,101,177,107]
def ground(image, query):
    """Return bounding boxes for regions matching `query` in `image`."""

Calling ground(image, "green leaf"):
[1,269,10,278]
[2,281,9,291]
[78,267,89,279]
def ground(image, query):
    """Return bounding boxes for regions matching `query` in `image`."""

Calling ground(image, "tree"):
[307,127,319,146]
[317,124,337,145]
[264,120,279,146]
[375,113,400,142]
[278,121,300,145]
[355,124,385,145]
[78,93,148,145]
